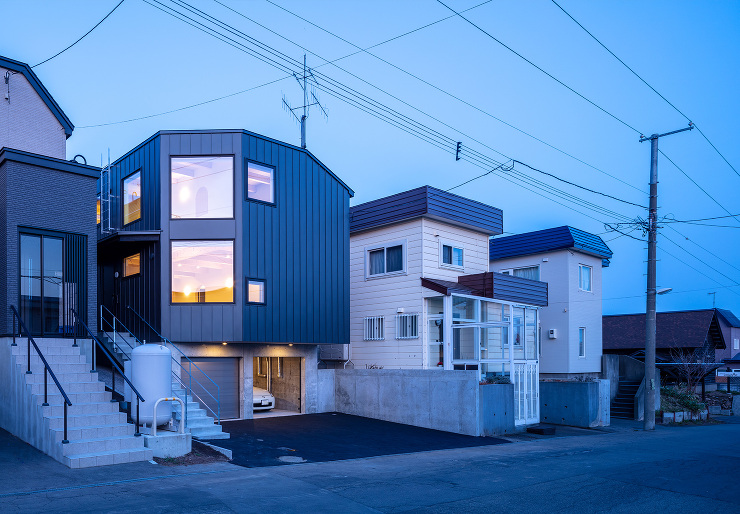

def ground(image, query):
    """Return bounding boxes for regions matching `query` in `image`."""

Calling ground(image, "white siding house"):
[489,226,612,378]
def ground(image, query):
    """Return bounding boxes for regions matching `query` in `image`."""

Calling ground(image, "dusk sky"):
[2,0,738,316]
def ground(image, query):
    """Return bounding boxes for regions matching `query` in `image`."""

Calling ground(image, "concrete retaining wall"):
[318,369,515,436]
[540,380,611,428]
[601,355,619,401]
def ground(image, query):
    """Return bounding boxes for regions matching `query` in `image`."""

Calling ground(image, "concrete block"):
[144,432,192,458]
[709,405,721,415]
[720,409,732,416]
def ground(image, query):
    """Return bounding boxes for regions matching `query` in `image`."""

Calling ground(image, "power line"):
[662,213,740,223]
[262,0,645,196]
[33,0,127,68]
[143,0,640,223]
[550,0,740,181]
[435,0,641,134]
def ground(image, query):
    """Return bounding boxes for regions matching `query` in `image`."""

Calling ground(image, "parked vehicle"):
[253,387,275,411]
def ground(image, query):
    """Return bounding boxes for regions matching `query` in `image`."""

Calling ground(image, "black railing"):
[70,309,146,436]
[127,305,221,424]
[10,306,73,444]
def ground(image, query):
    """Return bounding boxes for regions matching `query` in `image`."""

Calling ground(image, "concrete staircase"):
[171,381,228,440]
[6,338,152,468]
[611,379,641,420]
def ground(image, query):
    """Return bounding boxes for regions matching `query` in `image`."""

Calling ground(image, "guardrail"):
[70,308,145,436]
[10,305,73,444]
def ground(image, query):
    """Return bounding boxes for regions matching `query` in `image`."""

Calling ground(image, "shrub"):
[660,386,706,413]
[480,375,511,385]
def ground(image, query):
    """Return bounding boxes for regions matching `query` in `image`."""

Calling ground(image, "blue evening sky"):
[2,0,738,316]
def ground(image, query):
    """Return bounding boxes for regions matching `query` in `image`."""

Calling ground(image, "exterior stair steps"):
[7,337,152,468]
[171,383,229,440]
[611,378,642,420]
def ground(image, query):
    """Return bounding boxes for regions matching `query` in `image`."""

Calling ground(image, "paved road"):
[1,419,739,512]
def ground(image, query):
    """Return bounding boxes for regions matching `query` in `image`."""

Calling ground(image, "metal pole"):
[111,366,118,402]
[27,337,31,374]
[43,368,49,406]
[644,134,658,431]
[12,316,16,346]
[91,339,96,373]
[62,403,69,444]
[135,398,141,436]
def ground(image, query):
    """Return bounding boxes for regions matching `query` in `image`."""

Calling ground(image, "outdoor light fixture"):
[656,287,672,295]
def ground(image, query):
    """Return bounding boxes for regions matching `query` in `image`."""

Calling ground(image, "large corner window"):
[171,240,234,303]
[440,242,464,269]
[367,242,404,278]
[122,171,141,225]
[171,156,234,219]
[578,264,592,292]
[246,162,274,203]
[123,253,141,277]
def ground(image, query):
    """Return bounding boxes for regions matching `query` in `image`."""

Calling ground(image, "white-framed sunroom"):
[424,293,540,425]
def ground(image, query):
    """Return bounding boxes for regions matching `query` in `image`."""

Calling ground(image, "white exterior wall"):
[0,66,66,159]
[350,218,491,369]
[490,249,604,375]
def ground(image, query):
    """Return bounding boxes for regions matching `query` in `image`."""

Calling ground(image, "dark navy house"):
[98,129,353,420]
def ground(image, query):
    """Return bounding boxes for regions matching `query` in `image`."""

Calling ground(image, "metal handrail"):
[101,308,196,428]
[10,306,73,444]
[70,309,145,436]
[127,305,220,424]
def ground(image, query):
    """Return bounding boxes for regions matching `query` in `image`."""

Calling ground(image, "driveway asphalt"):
[217,413,509,467]
[0,417,738,512]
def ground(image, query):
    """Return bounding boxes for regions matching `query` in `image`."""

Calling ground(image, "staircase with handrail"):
[0,306,152,468]
[100,305,228,440]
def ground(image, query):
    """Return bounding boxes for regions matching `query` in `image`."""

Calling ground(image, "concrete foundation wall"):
[540,380,611,428]
[318,368,515,436]
[601,355,620,401]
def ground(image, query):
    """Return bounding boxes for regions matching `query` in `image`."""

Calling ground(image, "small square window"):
[123,253,141,277]
[247,162,274,203]
[396,313,419,339]
[441,242,463,268]
[247,279,265,304]
[364,316,384,340]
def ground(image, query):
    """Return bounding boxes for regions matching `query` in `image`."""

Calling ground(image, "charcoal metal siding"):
[242,132,350,345]
[350,186,502,235]
[492,272,548,307]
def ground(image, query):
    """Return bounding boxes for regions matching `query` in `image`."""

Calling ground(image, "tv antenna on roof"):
[282,54,327,149]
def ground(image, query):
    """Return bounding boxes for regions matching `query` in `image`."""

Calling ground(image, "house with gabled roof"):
[489,226,613,379]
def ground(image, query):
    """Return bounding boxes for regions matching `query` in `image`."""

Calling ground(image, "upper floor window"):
[247,278,266,304]
[123,253,141,277]
[578,264,592,291]
[440,242,464,269]
[171,240,234,303]
[171,156,233,219]
[501,265,540,281]
[122,171,141,225]
[367,242,404,277]
[246,162,274,204]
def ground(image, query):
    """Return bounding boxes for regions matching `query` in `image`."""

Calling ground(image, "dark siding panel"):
[490,226,612,262]
[492,273,548,307]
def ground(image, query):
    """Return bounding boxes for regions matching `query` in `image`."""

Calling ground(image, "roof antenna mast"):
[282,54,328,149]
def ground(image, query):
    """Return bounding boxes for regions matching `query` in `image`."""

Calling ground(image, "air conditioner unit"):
[319,343,349,361]
[548,329,557,340]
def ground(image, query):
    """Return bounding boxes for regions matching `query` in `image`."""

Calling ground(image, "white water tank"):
[131,344,172,427]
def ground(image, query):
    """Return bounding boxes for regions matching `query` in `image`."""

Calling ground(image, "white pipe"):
[151,397,185,436]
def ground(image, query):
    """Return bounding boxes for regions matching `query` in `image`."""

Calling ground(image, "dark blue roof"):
[717,309,740,328]
[489,226,613,265]
[350,186,503,235]
[0,56,74,138]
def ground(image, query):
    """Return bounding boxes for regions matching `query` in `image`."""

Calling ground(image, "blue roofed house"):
[489,226,613,380]
[332,186,548,427]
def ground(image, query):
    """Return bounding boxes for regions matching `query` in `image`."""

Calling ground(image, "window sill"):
[366,271,407,280]
[440,264,464,271]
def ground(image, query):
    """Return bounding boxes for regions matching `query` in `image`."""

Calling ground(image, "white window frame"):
[578,264,593,292]
[364,316,385,341]
[500,265,540,282]
[578,327,586,358]
[439,240,464,270]
[365,240,406,279]
[396,313,420,339]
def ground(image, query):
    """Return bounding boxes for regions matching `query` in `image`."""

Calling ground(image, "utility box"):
[548,329,557,340]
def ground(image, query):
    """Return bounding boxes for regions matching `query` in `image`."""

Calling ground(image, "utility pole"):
[639,123,693,431]
[282,54,327,149]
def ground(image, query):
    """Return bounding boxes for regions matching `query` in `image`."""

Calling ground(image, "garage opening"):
[253,357,302,415]
[185,357,240,421]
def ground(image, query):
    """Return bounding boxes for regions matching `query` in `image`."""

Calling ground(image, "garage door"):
[184,358,240,420]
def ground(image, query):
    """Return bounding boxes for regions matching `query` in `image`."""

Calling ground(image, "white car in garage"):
[253,387,275,411]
